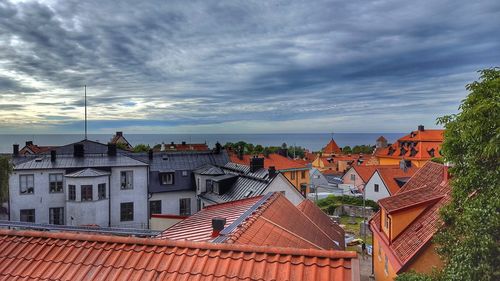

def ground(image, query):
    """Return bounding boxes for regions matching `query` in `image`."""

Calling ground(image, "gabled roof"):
[162,193,345,251]
[194,163,225,175]
[19,144,55,155]
[65,168,111,178]
[297,199,345,247]
[377,136,387,142]
[109,132,133,149]
[323,139,342,154]
[374,166,418,195]
[159,196,263,242]
[375,128,444,160]
[230,153,307,171]
[370,162,451,272]
[349,165,399,183]
[13,154,148,170]
[0,228,359,281]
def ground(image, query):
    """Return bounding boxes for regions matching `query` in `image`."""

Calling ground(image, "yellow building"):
[375,125,444,168]
[370,162,449,280]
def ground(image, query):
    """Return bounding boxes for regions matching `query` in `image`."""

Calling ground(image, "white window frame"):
[120,171,134,189]
[49,173,64,193]
[19,174,34,194]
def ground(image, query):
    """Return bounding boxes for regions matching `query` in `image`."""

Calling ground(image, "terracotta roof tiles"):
[375,166,418,195]
[230,153,307,171]
[323,139,342,154]
[0,229,359,281]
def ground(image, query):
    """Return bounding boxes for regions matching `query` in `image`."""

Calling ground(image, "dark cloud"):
[0,0,499,133]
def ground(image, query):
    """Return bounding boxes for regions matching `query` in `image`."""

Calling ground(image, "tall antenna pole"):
[84,85,87,140]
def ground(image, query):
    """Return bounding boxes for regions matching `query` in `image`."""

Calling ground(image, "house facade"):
[363,165,417,202]
[370,162,449,280]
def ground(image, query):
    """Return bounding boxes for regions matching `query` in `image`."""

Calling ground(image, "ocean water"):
[0,133,405,153]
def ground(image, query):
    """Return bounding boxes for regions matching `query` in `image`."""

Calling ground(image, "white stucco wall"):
[9,169,66,223]
[64,175,110,226]
[265,174,304,206]
[364,172,391,202]
[149,191,197,216]
[109,166,149,228]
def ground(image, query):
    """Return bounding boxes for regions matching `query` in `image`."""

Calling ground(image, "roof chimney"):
[13,144,19,156]
[25,141,33,146]
[73,143,84,158]
[268,166,277,178]
[443,162,453,182]
[250,156,264,173]
[237,146,244,160]
[418,125,425,131]
[182,141,186,145]
[107,143,117,156]
[211,217,226,238]
[215,142,222,154]
[50,150,56,162]
[148,149,153,160]
[116,131,123,137]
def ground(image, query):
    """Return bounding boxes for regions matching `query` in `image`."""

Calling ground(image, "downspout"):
[146,166,150,229]
[108,173,111,227]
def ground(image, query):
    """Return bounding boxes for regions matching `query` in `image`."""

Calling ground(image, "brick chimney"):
[418,125,425,131]
[443,162,453,182]
[250,156,264,173]
[13,144,19,156]
[211,217,226,238]
[268,166,277,178]
[116,131,123,137]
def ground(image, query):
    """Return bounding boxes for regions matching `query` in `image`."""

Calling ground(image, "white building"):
[363,166,418,201]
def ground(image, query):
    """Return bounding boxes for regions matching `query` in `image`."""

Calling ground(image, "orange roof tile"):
[323,139,342,154]
[230,153,307,171]
[297,199,345,247]
[161,193,345,251]
[19,144,55,155]
[375,166,418,195]
[352,165,399,183]
[375,128,444,161]
[0,228,359,281]
[369,162,451,272]
[226,193,344,250]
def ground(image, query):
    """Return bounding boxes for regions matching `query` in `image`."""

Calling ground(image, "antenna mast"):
[84,85,87,140]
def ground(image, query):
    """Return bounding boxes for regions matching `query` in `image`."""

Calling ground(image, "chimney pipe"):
[250,156,264,173]
[25,141,33,146]
[73,143,84,158]
[107,143,117,156]
[443,162,452,182]
[418,125,425,131]
[215,142,222,154]
[13,144,19,156]
[148,149,153,160]
[211,217,226,238]
[116,131,123,137]
[50,150,56,162]
[268,166,277,178]
[182,141,186,145]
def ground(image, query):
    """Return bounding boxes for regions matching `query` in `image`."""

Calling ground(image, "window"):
[301,170,306,179]
[182,171,188,177]
[49,207,64,225]
[19,174,34,194]
[81,185,93,201]
[206,180,213,192]
[179,198,191,216]
[160,172,174,185]
[120,202,134,221]
[291,171,296,180]
[350,174,356,181]
[120,171,133,189]
[384,255,389,275]
[49,174,63,193]
[300,184,307,196]
[374,184,379,192]
[20,209,35,222]
[149,200,162,216]
[68,185,76,201]
[98,183,106,200]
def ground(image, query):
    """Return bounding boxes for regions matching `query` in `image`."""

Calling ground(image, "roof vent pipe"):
[211,217,226,238]
[13,144,19,156]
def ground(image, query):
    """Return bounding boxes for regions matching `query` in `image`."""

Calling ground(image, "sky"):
[0,0,499,134]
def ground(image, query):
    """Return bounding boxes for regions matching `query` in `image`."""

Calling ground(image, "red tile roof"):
[375,128,444,161]
[0,228,359,281]
[230,153,307,171]
[352,165,399,183]
[226,193,344,250]
[154,142,209,152]
[378,187,443,213]
[161,193,345,251]
[369,162,451,273]
[19,144,55,155]
[375,166,418,195]
[323,139,342,154]
[297,199,346,247]
[159,196,263,241]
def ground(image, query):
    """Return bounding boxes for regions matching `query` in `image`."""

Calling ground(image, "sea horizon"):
[0,133,406,153]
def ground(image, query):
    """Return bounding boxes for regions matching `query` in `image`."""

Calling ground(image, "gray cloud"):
[0,0,499,133]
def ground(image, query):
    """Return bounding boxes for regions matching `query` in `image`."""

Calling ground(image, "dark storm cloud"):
[0,0,499,133]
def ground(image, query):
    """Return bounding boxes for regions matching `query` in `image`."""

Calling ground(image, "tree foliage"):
[316,195,379,214]
[398,68,500,281]
[0,156,13,203]
[133,144,151,153]
[224,141,306,159]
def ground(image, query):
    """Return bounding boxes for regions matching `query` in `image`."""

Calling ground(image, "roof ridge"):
[224,192,281,243]
[204,196,263,210]
[0,229,356,259]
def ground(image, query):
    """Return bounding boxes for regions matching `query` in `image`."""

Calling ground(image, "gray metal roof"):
[194,164,225,175]
[13,154,147,170]
[65,168,111,178]
[129,150,229,171]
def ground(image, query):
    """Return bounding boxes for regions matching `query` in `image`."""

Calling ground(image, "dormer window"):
[428,148,435,157]
[384,214,391,230]
[160,172,174,185]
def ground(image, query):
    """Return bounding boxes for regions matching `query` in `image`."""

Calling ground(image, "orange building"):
[370,162,450,280]
[230,153,311,195]
[375,125,444,167]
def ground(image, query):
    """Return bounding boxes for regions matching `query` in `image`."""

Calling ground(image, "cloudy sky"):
[0,0,499,134]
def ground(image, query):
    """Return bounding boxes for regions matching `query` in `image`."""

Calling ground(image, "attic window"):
[244,190,254,198]
[410,147,418,157]
[428,148,435,157]
[162,155,169,160]
[159,173,174,185]
[399,147,408,156]
[35,157,43,162]
[388,147,395,156]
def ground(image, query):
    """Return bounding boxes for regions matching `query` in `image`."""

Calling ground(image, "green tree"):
[133,144,151,153]
[342,146,352,153]
[398,68,500,281]
[0,156,12,203]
